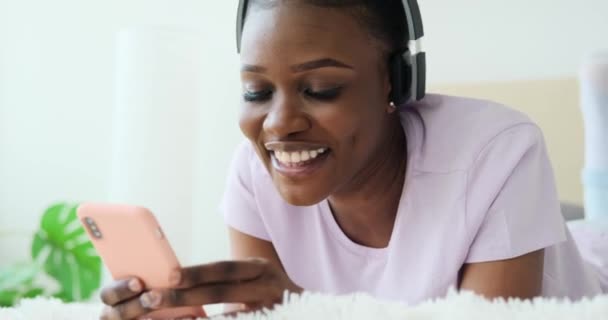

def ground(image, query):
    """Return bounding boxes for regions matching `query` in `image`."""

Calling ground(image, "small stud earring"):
[388,101,397,113]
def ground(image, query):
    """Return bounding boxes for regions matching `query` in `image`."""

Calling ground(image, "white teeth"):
[300,151,310,161]
[274,148,328,164]
[291,152,301,163]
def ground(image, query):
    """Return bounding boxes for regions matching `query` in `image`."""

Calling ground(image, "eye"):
[243,89,273,102]
[304,87,342,101]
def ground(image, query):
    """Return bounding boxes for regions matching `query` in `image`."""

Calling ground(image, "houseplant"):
[0,203,102,307]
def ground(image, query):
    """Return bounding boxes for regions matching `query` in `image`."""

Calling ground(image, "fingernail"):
[140,291,162,309]
[128,278,142,292]
[169,269,181,286]
[101,306,119,320]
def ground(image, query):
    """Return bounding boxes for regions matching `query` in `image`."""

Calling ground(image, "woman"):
[99,1,604,319]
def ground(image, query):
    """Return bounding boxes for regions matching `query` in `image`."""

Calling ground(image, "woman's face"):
[239,3,393,206]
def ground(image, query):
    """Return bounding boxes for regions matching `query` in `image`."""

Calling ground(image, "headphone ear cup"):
[415,52,426,100]
[388,54,403,105]
[388,53,412,106]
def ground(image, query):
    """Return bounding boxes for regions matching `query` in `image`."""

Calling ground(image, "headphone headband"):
[236,0,248,53]
[401,0,426,103]
[236,0,426,104]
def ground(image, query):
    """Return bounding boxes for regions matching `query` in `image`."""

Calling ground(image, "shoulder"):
[232,140,258,164]
[229,140,281,199]
[230,140,268,175]
[401,94,542,173]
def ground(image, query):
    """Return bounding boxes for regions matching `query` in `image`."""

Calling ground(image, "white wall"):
[0,0,242,266]
[1,0,607,267]
[423,0,608,84]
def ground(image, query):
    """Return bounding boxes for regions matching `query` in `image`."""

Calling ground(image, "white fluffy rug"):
[1,290,608,320]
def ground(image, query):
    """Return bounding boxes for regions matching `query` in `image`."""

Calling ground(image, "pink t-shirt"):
[221,94,603,303]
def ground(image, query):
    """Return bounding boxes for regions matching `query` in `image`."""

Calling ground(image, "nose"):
[263,95,310,138]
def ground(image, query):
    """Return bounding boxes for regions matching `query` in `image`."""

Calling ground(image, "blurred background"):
[0,0,607,286]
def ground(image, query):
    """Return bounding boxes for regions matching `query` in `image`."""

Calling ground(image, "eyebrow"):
[241,58,354,74]
[291,58,354,73]
[241,64,267,73]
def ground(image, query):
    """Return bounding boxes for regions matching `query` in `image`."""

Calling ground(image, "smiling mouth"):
[272,148,328,166]
[268,147,331,177]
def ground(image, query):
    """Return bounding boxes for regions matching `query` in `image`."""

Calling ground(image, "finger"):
[100,305,121,320]
[219,308,252,318]
[172,259,267,288]
[145,280,282,310]
[102,291,157,320]
[100,278,144,306]
[102,290,208,320]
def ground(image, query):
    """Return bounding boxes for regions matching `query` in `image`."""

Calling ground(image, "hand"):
[99,258,302,319]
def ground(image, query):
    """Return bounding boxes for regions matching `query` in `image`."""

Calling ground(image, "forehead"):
[240,4,382,68]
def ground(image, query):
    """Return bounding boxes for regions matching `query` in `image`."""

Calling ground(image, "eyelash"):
[243,90,273,102]
[243,87,342,103]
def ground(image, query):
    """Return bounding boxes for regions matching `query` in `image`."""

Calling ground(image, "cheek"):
[319,95,385,153]
[322,112,361,146]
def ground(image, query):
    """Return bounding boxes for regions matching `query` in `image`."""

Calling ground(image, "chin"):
[275,183,329,207]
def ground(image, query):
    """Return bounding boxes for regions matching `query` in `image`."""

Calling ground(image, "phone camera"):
[83,216,103,239]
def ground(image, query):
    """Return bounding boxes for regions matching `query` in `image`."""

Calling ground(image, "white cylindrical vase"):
[580,51,608,220]
[109,26,205,263]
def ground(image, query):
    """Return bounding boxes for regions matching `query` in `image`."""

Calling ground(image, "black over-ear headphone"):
[236,0,426,106]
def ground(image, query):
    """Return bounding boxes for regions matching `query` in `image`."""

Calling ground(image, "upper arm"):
[224,227,284,313]
[228,226,285,273]
[459,249,544,299]
[465,125,565,263]
[221,143,282,313]
[461,125,562,299]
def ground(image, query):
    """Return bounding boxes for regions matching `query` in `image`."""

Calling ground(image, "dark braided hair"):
[247,0,408,57]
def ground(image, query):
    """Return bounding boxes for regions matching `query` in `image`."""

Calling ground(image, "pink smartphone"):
[77,203,206,320]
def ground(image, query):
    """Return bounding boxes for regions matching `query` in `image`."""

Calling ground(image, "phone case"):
[77,203,206,320]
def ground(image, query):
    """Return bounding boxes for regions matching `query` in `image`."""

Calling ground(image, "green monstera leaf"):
[0,262,43,307]
[0,262,39,290]
[31,203,102,302]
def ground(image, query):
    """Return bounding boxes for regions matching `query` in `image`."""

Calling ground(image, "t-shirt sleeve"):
[219,141,271,241]
[465,124,567,263]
